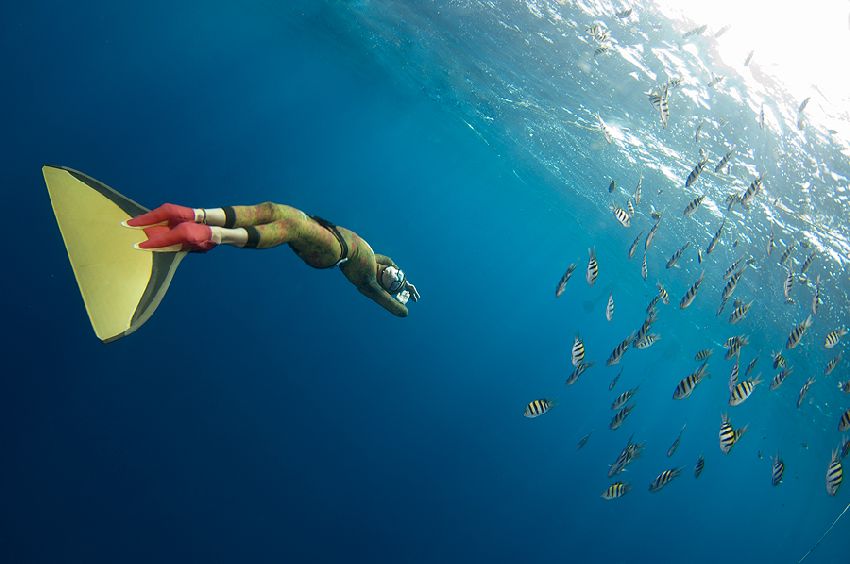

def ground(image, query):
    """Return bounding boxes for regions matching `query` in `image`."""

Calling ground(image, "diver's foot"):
[124,203,199,229]
[136,222,216,252]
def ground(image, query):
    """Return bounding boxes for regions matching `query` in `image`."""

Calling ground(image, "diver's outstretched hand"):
[406,282,420,302]
[125,203,197,229]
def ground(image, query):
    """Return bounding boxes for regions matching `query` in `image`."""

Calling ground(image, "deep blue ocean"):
[3,1,849,562]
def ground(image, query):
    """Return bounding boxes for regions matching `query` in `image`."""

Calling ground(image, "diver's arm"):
[374,254,396,266]
[358,281,409,317]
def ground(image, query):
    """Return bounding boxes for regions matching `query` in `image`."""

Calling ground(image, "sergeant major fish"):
[706,218,726,255]
[783,269,795,303]
[719,413,748,454]
[729,376,762,406]
[601,482,630,500]
[824,328,848,349]
[610,405,635,430]
[641,252,648,281]
[657,282,670,304]
[826,449,843,496]
[524,399,554,418]
[770,366,793,391]
[729,301,753,324]
[586,248,599,285]
[566,361,593,385]
[739,175,763,209]
[673,362,710,399]
[825,353,841,376]
[745,356,759,377]
[771,454,784,486]
[666,242,692,268]
[685,155,709,187]
[608,369,622,391]
[812,275,821,315]
[645,220,661,250]
[680,271,706,309]
[606,294,615,321]
[611,387,639,410]
[607,334,633,366]
[694,348,713,361]
[649,468,682,492]
[683,195,705,217]
[786,315,814,349]
[613,206,631,228]
[714,149,734,174]
[572,335,586,367]
[694,455,705,478]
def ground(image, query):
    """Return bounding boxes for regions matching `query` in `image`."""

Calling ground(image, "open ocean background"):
[2,1,849,562]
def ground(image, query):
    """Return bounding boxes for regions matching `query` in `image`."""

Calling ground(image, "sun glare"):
[653,0,850,144]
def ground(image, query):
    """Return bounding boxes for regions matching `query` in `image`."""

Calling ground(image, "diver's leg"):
[128,202,297,229]
[137,219,295,251]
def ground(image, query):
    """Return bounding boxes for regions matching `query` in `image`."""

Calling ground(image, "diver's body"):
[126,202,419,317]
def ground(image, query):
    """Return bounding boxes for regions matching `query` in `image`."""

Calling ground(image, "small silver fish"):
[606,293,615,322]
[555,263,577,298]
[577,432,592,450]
[666,425,686,457]
[634,175,643,205]
[796,377,815,409]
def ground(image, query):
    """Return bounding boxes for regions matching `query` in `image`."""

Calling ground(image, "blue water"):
[3,1,849,562]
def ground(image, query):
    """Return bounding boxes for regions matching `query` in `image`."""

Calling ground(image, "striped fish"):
[634,176,642,204]
[627,199,635,216]
[523,399,554,418]
[770,367,794,391]
[566,361,593,385]
[641,252,648,281]
[714,149,734,173]
[772,351,786,370]
[657,282,670,305]
[719,413,747,454]
[723,256,749,280]
[645,220,661,250]
[628,231,643,259]
[724,335,750,360]
[666,241,692,268]
[812,275,821,315]
[825,353,842,376]
[608,436,643,477]
[759,104,765,129]
[685,156,708,187]
[729,376,762,406]
[695,348,713,361]
[838,381,850,394]
[797,377,815,409]
[729,301,753,324]
[800,251,816,274]
[728,360,740,391]
[826,450,843,496]
[606,334,633,366]
[771,455,784,486]
[843,437,850,460]
[586,248,599,285]
[666,425,686,457]
[648,468,682,492]
[613,206,631,228]
[783,269,795,303]
[694,121,704,142]
[722,264,750,302]
[673,362,709,400]
[555,263,577,298]
[706,218,726,255]
[694,455,705,478]
[786,315,814,349]
[824,328,848,349]
[839,409,850,432]
[611,387,639,410]
[799,96,811,113]
[571,335,585,367]
[683,195,705,217]
[602,482,630,500]
[646,294,661,315]
[606,293,615,321]
[779,242,796,265]
[635,333,661,349]
[739,175,763,208]
[610,404,634,430]
[679,270,706,309]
